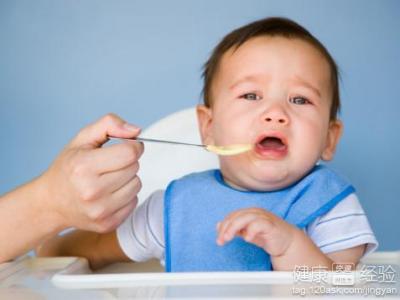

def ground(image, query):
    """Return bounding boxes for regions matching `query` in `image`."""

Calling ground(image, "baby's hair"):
[202,17,340,121]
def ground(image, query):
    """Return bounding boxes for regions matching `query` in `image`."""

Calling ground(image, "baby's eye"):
[289,96,311,105]
[240,93,261,101]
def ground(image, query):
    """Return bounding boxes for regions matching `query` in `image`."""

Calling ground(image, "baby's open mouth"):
[255,135,288,158]
[258,136,286,150]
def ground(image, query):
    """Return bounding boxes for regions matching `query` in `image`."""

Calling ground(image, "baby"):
[37,17,377,271]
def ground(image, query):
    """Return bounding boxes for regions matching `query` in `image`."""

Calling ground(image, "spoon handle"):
[111,136,206,148]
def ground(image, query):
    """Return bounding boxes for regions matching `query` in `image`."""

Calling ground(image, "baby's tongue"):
[260,137,286,150]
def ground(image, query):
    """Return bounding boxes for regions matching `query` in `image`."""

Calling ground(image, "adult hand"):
[40,113,144,233]
[0,113,143,262]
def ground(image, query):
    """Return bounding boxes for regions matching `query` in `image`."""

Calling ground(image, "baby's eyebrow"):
[291,76,321,98]
[229,74,322,98]
[229,75,266,90]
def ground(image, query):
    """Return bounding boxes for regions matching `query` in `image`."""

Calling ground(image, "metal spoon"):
[110,137,252,156]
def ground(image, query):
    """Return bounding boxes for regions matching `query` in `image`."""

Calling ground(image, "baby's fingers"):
[242,218,274,243]
[217,214,258,246]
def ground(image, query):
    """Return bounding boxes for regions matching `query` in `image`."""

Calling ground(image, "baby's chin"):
[240,175,296,192]
[221,163,305,192]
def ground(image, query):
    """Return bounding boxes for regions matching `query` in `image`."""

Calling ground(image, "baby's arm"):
[36,230,131,270]
[216,208,365,271]
[270,226,365,270]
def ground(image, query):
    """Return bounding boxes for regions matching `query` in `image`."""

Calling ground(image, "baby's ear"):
[196,105,214,145]
[321,120,343,161]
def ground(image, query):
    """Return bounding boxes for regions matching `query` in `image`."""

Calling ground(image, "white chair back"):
[137,107,219,203]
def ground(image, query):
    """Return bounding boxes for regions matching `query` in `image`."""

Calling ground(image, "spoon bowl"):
[205,144,253,156]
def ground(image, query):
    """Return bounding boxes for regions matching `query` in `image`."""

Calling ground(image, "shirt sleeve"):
[306,193,378,257]
[116,190,165,264]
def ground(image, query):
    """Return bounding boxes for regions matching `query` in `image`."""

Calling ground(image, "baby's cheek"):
[213,113,250,143]
[292,136,322,172]
[213,124,237,144]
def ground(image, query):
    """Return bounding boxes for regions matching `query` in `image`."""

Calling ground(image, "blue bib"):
[164,165,354,272]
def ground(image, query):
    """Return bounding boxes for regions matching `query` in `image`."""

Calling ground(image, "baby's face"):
[198,36,342,191]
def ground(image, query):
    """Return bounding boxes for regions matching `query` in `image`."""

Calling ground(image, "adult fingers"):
[107,175,142,215]
[91,141,144,174]
[84,176,141,229]
[94,197,138,233]
[98,162,140,193]
[70,113,141,149]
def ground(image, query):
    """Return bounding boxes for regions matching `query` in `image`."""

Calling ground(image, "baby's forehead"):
[215,36,332,91]
[222,36,330,69]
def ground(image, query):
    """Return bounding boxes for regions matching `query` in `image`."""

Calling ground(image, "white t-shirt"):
[117,190,378,266]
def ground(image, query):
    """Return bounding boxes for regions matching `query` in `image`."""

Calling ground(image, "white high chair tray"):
[53,251,400,288]
[1,252,398,299]
[52,259,293,289]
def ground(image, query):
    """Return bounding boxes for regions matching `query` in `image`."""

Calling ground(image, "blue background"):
[1,0,399,250]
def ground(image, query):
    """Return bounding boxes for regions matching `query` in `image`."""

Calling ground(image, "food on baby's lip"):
[206,144,253,156]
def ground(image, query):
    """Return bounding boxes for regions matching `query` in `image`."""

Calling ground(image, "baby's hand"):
[216,208,299,257]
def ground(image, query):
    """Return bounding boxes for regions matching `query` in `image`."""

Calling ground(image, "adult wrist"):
[31,174,67,236]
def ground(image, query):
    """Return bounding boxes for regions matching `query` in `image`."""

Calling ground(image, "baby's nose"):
[265,116,288,124]
[263,109,289,125]
[261,101,290,125]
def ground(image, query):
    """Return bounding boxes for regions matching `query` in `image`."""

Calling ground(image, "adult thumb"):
[70,113,141,149]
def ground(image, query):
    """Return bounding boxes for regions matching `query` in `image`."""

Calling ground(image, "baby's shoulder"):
[310,192,364,226]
